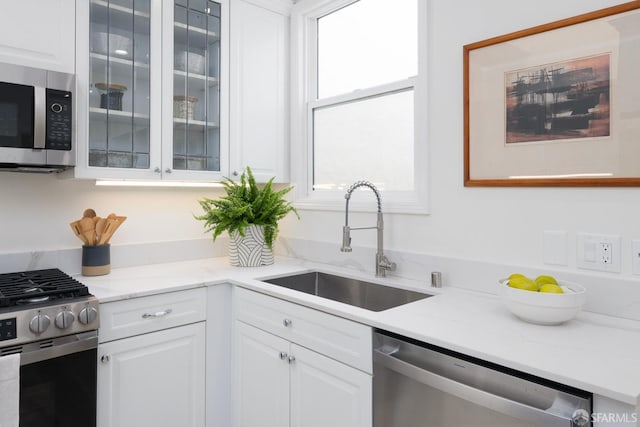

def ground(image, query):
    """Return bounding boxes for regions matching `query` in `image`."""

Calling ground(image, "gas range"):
[0,268,100,350]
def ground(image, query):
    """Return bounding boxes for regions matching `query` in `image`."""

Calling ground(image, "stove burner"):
[0,268,89,307]
[16,295,51,305]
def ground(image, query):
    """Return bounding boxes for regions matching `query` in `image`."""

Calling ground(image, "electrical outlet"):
[599,242,612,264]
[577,233,621,273]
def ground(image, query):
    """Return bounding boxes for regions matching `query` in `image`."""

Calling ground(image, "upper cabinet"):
[74,0,290,183]
[229,0,290,183]
[163,0,227,181]
[75,0,229,181]
[0,0,75,73]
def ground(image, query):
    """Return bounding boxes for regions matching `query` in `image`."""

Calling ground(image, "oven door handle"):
[19,331,98,366]
[374,349,588,427]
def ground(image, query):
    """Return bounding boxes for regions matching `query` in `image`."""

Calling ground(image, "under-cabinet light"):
[114,49,129,56]
[95,179,224,188]
[508,173,613,179]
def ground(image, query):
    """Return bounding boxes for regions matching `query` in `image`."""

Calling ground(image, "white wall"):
[0,173,221,253]
[280,0,640,278]
[3,0,639,284]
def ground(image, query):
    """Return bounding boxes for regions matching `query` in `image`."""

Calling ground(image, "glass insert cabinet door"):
[170,0,221,174]
[88,0,151,170]
[86,0,222,177]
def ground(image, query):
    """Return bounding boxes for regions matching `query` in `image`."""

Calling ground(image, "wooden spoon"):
[83,208,97,218]
[95,217,107,244]
[79,216,96,245]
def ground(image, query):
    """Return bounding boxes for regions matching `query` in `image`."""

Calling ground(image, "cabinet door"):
[97,322,206,427]
[234,321,289,427]
[0,0,75,73]
[76,0,161,179]
[229,0,290,183]
[163,0,228,181]
[290,344,372,427]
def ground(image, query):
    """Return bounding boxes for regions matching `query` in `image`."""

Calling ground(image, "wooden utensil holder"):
[82,244,111,276]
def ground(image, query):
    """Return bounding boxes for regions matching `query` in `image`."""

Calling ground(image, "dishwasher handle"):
[374,349,589,427]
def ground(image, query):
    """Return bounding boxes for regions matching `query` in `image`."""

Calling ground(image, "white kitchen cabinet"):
[289,343,372,427]
[0,0,75,73]
[235,321,289,427]
[97,288,207,427]
[75,0,229,181]
[233,288,372,427]
[229,0,290,182]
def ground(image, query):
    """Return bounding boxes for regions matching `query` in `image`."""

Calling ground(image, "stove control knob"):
[55,310,75,329]
[29,313,51,334]
[78,306,98,325]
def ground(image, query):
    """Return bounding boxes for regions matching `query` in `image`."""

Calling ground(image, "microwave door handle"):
[374,349,581,427]
[33,86,46,149]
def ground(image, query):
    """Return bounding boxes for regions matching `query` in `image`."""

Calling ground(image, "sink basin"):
[262,271,431,311]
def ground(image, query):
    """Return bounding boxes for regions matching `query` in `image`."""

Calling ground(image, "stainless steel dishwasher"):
[373,330,592,427]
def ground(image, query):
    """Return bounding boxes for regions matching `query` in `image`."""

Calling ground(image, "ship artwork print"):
[505,53,610,144]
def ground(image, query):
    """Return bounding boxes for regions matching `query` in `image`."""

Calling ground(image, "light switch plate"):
[632,240,640,275]
[576,233,621,273]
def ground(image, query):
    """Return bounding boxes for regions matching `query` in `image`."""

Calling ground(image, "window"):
[291,0,428,213]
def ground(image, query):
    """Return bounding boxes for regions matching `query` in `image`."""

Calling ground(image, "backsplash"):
[2,235,639,322]
[275,237,640,322]
[0,238,225,276]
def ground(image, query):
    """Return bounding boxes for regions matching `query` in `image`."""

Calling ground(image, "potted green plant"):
[195,166,299,266]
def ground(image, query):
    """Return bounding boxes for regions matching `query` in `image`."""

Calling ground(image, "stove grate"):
[0,268,89,307]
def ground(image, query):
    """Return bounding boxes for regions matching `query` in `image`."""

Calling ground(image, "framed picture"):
[464,1,640,186]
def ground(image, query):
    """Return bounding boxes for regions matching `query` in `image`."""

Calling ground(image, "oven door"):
[18,331,97,427]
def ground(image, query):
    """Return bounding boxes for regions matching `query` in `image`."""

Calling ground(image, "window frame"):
[290,0,429,214]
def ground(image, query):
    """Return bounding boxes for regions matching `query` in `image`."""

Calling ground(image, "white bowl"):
[498,278,586,325]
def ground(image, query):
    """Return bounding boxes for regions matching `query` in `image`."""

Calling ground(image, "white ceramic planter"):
[228,224,274,267]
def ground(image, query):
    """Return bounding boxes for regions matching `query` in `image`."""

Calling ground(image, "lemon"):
[539,284,563,294]
[508,276,538,292]
[509,273,527,281]
[535,275,558,289]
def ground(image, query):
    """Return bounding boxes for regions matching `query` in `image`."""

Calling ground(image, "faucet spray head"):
[340,226,352,252]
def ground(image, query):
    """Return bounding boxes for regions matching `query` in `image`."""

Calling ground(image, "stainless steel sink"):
[262,271,431,311]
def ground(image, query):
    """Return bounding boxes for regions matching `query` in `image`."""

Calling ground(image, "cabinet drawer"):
[99,288,207,343]
[235,287,372,373]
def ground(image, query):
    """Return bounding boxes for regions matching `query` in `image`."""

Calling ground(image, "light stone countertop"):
[80,256,640,407]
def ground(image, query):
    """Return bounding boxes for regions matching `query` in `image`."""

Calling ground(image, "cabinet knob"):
[165,168,172,174]
[154,167,161,173]
[279,351,288,360]
[232,170,239,176]
[283,318,292,327]
[101,355,110,364]
[287,355,296,364]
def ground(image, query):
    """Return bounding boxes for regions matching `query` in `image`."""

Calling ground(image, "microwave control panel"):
[45,88,72,150]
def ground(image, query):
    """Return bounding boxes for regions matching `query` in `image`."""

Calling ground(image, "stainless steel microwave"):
[0,63,74,173]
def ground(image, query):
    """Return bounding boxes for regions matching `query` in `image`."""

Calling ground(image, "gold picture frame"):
[464,1,640,187]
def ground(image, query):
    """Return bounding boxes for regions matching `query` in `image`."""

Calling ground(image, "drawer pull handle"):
[142,309,173,319]
[279,351,288,360]
[283,318,292,327]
